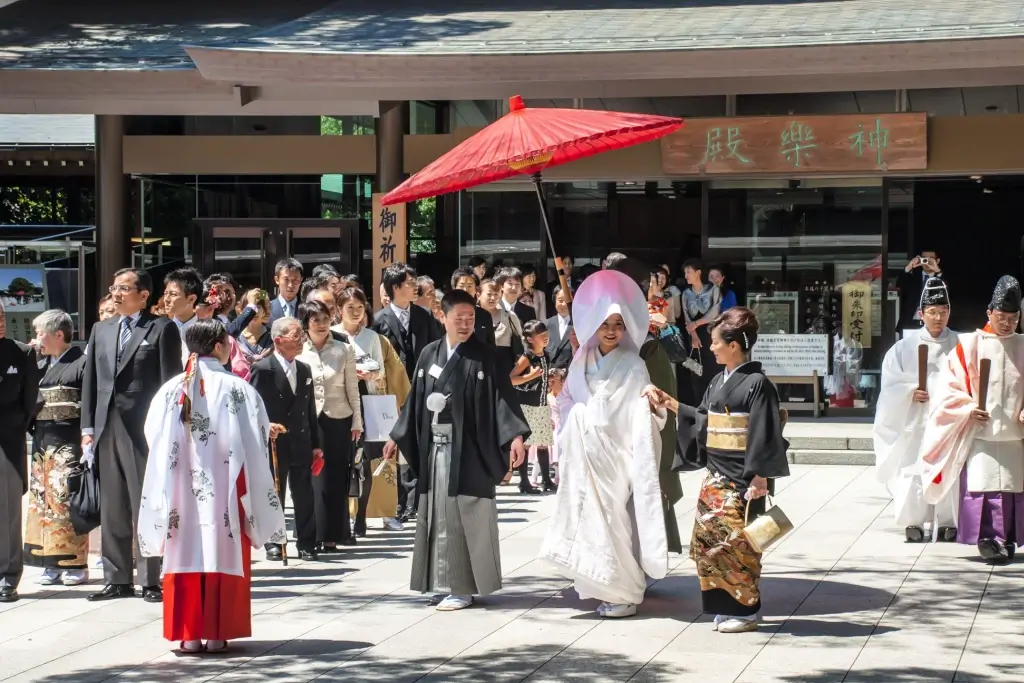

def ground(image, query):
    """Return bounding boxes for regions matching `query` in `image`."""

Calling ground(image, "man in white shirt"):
[545,285,574,370]
[163,268,202,369]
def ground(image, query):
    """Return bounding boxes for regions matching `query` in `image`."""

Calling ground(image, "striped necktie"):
[118,316,132,357]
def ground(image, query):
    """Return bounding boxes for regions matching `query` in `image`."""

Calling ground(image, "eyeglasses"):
[108,285,139,294]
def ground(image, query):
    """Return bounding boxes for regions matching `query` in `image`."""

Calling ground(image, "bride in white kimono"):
[540,269,668,619]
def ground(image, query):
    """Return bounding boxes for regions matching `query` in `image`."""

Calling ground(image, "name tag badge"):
[428,364,444,379]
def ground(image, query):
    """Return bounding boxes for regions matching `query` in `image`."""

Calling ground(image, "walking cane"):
[270,424,288,566]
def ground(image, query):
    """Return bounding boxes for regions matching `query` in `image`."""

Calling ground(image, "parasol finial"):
[509,95,526,112]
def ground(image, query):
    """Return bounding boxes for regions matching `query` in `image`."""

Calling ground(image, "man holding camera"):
[898,250,945,331]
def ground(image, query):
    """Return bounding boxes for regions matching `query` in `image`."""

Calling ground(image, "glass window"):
[707,183,886,412]
[459,191,542,271]
[452,101,502,128]
[321,115,375,136]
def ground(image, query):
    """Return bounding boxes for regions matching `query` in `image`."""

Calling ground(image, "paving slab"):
[4,463,1018,682]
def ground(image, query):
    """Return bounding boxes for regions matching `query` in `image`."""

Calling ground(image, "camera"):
[919,257,932,266]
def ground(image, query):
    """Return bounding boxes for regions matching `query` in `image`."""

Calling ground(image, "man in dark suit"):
[897,250,944,331]
[205,273,260,339]
[451,266,495,346]
[82,267,182,603]
[495,266,536,324]
[545,285,575,370]
[268,258,304,325]
[372,262,442,520]
[0,303,40,604]
[249,317,322,561]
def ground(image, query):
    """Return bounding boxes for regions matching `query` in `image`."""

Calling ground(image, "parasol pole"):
[532,173,573,303]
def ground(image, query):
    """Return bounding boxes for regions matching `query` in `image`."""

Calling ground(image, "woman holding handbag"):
[333,287,410,534]
[651,307,790,634]
[681,259,723,401]
[297,300,362,552]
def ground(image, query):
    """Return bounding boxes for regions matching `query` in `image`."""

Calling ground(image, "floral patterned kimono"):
[24,346,89,571]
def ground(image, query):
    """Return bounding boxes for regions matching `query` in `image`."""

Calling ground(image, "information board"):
[0,265,48,344]
[753,334,829,377]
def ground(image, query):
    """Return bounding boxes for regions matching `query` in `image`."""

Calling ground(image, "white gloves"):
[81,444,96,469]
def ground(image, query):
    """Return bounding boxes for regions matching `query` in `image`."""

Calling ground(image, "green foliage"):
[408,196,436,254]
[7,277,37,295]
[0,186,67,225]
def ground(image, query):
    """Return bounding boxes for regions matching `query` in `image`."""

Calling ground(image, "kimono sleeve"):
[873,342,923,484]
[672,385,710,472]
[390,352,426,478]
[138,380,180,558]
[239,383,287,547]
[742,377,791,482]
[491,355,531,450]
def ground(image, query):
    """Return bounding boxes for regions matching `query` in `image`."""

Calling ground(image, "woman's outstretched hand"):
[643,387,679,414]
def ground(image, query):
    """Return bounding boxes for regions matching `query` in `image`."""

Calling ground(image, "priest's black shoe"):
[266,546,283,561]
[1006,542,1017,561]
[978,538,1010,563]
[337,537,357,546]
[938,526,958,543]
[142,586,163,603]
[0,586,18,603]
[298,549,318,561]
[543,482,558,493]
[905,526,925,543]
[87,584,136,602]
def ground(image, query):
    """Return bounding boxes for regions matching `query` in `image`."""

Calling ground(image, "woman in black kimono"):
[652,307,789,634]
[23,310,89,586]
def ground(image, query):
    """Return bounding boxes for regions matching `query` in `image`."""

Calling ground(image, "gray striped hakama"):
[410,424,503,597]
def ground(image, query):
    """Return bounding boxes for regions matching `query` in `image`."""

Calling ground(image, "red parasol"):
[381,95,683,300]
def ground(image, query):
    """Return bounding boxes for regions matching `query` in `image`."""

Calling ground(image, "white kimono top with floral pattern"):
[139,357,286,577]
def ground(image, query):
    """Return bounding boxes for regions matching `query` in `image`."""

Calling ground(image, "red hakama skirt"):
[162,472,253,642]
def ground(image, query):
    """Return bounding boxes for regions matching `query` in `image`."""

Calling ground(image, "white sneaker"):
[599,603,637,619]
[436,594,474,611]
[39,568,61,586]
[383,517,404,531]
[718,615,759,633]
[62,570,88,586]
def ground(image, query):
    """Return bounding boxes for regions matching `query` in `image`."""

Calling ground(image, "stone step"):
[788,435,873,451]
[787,449,875,466]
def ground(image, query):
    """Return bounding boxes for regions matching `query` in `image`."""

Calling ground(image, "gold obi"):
[37,385,81,422]
[706,411,749,452]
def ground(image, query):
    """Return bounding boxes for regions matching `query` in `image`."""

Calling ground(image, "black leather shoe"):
[519,483,540,495]
[337,537,357,546]
[1006,542,1017,561]
[978,538,1010,563]
[543,482,558,493]
[938,526,958,543]
[905,526,925,543]
[298,549,318,561]
[87,584,136,602]
[266,547,283,561]
[0,586,18,603]
[142,586,163,603]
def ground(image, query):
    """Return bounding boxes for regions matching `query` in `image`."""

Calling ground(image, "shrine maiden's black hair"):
[710,307,760,353]
[523,319,548,342]
[185,319,228,357]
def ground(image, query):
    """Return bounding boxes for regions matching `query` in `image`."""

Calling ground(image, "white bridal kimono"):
[541,270,668,606]
[873,327,959,532]
[139,357,286,577]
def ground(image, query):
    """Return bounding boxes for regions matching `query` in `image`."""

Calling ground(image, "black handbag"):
[68,462,101,535]
[657,324,690,364]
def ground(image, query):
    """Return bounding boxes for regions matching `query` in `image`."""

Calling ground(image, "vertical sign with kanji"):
[841,281,873,349]
[371,194,407,311]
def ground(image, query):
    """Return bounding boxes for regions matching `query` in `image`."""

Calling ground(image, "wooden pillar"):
[94,115,129,293]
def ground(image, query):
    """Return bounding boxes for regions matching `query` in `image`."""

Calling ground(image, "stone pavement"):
[3,464,1022,683]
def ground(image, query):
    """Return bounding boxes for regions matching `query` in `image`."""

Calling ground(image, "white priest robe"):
[139,357,286,641]
[540,269,668,607]
[873,327,959,531]
[922,328,1024,504]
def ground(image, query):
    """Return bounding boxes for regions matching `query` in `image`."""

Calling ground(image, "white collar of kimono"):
[197,356,227,371]
[570,270,649,355]
[722,361,753,383]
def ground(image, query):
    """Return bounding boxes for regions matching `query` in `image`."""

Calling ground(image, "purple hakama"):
[957,471,1024,545]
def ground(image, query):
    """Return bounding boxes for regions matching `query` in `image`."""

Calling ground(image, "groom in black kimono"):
[384,289,529,612]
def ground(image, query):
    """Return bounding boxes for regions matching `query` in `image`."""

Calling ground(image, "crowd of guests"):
[0,250,779,652]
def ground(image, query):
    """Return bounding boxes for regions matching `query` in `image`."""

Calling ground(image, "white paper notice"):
[752,334,829,377]
[363,394,399,442]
